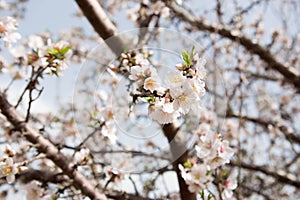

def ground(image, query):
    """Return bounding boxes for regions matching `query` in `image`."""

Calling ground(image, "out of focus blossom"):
[0,16,21,46]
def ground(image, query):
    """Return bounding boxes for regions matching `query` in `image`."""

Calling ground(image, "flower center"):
[1,166,12,176]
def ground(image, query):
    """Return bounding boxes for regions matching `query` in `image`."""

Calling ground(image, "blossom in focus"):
[148,97,180,124]
[196,133,234,170]
[222,173,238,200]
[0,157,18,184]
[0,16,21,46]
[179,164,212,193]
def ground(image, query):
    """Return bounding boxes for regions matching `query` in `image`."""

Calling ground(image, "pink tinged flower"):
[206,140,234,170]
[0,16,21,46]
[196,132,221,159]
[4,144,15,157]
[218,141,234,163]
[222,174,238,200]
[0,157,18,184]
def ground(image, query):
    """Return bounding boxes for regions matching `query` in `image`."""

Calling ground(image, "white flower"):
[28,35,44,50]
[129,65,151,81]
[165,70,185,89]
[74,148,90,164]
[0,16,21,46]
[196,132,221,159]
[9,45,26,58]
[143,72,165,94]
[135,53,150,66]
[193,123,211,136]
[179,164,212,193]
[32,57,49,68]
[148,97,180,124]
[24,181,43,200]
[194,56,207,80]
[222,173,238,200]
[102,122,117,144]
[215,140,234,166]
[4,144,16,157]
[0,157,18,184]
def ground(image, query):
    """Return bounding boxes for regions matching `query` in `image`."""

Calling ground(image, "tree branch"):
[75,0,125,54]
[231,161,300,188]
[0,92,107,200]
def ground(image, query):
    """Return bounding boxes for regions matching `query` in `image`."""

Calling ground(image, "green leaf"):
[59,46,71,54]
[181,46,195,67]
[47,48,59,55]
[183,159,192,168]
[206,170,211,176]
[222,170,227,178]
[191,45,195,57]
[51,69,59,77]
[139,96,155,104]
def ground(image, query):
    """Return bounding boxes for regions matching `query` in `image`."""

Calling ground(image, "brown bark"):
[75,0,125,55]
[163,124,197,200]
[0,93,107,200]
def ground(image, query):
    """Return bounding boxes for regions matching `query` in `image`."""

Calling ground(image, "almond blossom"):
[0,16,21,46]
[222,174,238,200]
[179,164,212,193]
[148,97,180,124]
[0,157,18,184]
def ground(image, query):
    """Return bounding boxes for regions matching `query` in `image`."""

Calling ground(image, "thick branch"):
[163,124,196,200]
[19,169,68,184]
[165,1,300,91]
[0,92,107,200]
[75,0,125,54]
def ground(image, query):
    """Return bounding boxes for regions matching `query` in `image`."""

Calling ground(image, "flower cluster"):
[0,144,20,184]
[0,16,21,47]
[120,47,206,124]
[127,1,170,22]
[179,124,236,199]
[10,34,72,76]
